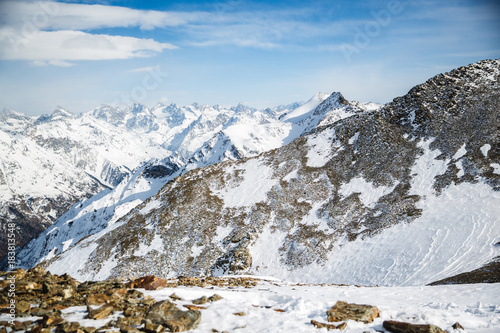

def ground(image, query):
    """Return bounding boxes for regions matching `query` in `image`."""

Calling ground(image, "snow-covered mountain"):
[3,92,373,263]
[15,59,499,286]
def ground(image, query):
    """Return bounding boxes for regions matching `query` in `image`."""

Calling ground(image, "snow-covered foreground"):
[137,280,500,333]
[4,279,498,333]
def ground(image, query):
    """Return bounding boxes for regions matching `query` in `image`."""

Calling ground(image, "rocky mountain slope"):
[23,59,499,286]
[9,92,376,269]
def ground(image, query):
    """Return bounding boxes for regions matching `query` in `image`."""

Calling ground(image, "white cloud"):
[31,59,74,67]
[0,1,180,63]
[0,1,195,30]
[0,29,176,61]
[128,66,161,73]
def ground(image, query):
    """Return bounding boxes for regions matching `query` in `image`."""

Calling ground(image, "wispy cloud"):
[127,65,160,73]
[0,1,180,64]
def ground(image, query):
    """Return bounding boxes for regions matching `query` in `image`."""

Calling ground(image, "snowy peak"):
[89,105,126,125]
[28,59,500,287]
[50,106,75,120]
[279,91,330,122]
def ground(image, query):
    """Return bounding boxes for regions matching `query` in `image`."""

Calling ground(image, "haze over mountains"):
[0,90,380,260]
[2,59,498,288]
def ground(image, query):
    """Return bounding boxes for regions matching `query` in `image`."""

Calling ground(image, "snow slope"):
[13,92,367,270]
[30,59,499,286]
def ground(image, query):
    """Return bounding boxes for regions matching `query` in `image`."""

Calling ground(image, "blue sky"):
[0,0,499,115]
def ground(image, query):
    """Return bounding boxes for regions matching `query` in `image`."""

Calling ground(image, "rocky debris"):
[383,320,446,333]
[146,300,201,332]
[0,268,205,332]
[452,322,465,330]
[327,301,379,324]
[183,304,206,311]
[126,276,258,289]
[311,319,347,330]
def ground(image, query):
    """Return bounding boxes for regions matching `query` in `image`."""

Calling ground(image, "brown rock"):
[127,276,169,290]
[192,296,209,305]
[29,324,44,333]
[85,294,110,306]
[142,296,156,306]
[337,322,347,330]
[16,300,32,313]
[116,316,143,328]
[311,320,339,330]
[383,320,446,333]
[86,304,115,320]
[146,300,201,332]
[143,320,167,333]
[82,327,96,333]
[233,312,246,316]
[183,304,206,311]
[119,327,143,333]
[208,294,223,302]
[327,301,379,324]
[41,314,66,326]
[452,322,465,330]
[56,321,81,333]
[59,287,78,299]
[169,293,182,301]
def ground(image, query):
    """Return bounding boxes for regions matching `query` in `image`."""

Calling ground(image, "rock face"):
[326,301,379,324]
[428,257,500,285]
[383,320,446,333]
[10,92,366,271]
[31,60,500,284]
[16,60,500,286]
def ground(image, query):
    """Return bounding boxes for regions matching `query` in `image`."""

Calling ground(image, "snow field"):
[137,280,500,333]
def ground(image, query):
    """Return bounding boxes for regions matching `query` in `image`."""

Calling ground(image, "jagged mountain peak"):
[22,59,499,287]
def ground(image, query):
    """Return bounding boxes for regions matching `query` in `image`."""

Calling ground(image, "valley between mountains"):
[0,59,499,332]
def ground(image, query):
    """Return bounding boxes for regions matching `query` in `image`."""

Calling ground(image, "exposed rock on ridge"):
[22,60,500,286]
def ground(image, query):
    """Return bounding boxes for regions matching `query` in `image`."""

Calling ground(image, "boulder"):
[86,304,115,320]
[383,320,446,333]
[311,319,346,330]
[146,300,201,332]
[327,301,379,323]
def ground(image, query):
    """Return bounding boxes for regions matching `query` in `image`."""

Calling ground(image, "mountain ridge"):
[18,59,499,286]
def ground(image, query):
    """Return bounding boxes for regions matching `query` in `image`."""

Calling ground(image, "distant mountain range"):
[6,59,498,286]
[0,91,379,260]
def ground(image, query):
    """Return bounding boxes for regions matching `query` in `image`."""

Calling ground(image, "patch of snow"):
[339,177,397,209]
[306,128,336,168]
[348,132,359,145]
[453,143,467,160]
[134,233,164,256]
[491,163,500,175]
[409,139,449,199]
[282,169,299,182]
[481,143,491,157]
[265,181,499,287]
[139,198,162,215]
[212,158,278,208]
